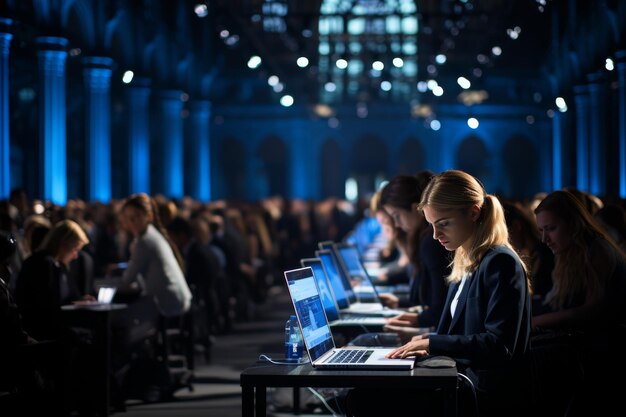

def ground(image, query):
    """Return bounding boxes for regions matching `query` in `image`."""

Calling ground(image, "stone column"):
[83,56,113,202]
[125,77,151,194]
[187,100,211,201]
[573,84,589,191]
[0,19,12,199]
[552,111,564,190]
[616,50,626,197]
[37,36,68,204]
[587,72,607,196]
[157,90,183,198]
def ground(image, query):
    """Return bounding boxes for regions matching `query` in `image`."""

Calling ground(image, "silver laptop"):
[284,266,414,370]
[316,249,404,317]
[300,258,387,329]
[96,286,117,304]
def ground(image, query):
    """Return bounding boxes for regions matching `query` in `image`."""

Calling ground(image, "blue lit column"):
[573,85,589,191]
[37,37,68,205]
[83,57,113,202]
[187,100,211,201]
[157,90,183,198]
[125,77,151,194]
[616,50,626,197]
[552,111,563,190]
[587,72,607,196]
[0,19,12,199]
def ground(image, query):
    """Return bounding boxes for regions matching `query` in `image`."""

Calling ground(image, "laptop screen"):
[285,267,335,363]
[317,244,356,303]
[301,259,340,322]
[336,244,377,294]
[316,250,350,309]
[97,286,117,304]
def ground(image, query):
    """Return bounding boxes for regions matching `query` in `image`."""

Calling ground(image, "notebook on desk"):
[284,266,414,370]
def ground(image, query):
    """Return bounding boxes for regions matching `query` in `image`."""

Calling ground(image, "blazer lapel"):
[447,273,472,333]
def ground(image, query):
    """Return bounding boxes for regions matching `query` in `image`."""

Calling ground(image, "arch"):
[455,135,489,181]
[502,135,541,199]
[320,138,343,198]
[219,137,246,200]
[63,0,96,49]
[351,135,389,197]
[396,137,425,175]
[257,136,288,197]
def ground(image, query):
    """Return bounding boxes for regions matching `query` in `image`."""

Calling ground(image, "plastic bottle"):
[284,314,303,361]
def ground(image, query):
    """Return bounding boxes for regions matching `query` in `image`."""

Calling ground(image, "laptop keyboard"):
[327,349,373,364]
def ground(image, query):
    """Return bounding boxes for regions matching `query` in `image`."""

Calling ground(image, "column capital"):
[82,56,113,69]
[127,76,151,89]
[36,36,68,51]
[573,84,588,95]
[586,71,607,85]
[189,99,211,113]
[0,18,13,33]
[615,50,626,65]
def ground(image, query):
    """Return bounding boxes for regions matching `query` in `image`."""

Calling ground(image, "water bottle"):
[284,315,303,361]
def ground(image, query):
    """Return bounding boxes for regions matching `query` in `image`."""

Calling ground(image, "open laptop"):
[96,286,117,304]
[284,266,414,370]
[300,258,387,329]
[316,249,404,317]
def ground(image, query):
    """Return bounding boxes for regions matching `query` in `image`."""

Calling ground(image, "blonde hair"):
[39,219,90,264]
[418,170,521,283]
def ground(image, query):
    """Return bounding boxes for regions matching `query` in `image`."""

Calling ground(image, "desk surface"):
[241,360,458,417]
[241,361,457,388]
[61,303,127,312]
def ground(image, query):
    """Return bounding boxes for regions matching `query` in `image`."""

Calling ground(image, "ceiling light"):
[467,117,479,129]
[280,95,293,107]
[247,56,262,69]
[122,70,134,84]
[457,76,471,89]
[194,4,208,18]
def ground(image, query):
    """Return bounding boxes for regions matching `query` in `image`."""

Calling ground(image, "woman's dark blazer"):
[429,245,532,404]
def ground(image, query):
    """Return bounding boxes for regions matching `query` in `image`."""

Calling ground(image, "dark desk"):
[61,303,127,416]
[240,361,458,417]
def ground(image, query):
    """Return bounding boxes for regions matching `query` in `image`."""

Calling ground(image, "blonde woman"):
[15,219,92,340]
[384,170,532,417]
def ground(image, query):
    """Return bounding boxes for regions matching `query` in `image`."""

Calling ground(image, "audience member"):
[348,170,532,417]
[378,172,451,334]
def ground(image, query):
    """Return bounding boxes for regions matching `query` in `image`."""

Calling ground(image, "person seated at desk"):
[349,170,532,417]
[533,190,626,413]
[15,219,94,341]
[1,230,71,415]
[376,172,451,338]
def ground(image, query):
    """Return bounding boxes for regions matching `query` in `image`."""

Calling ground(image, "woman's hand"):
[378,292,399,309]
[385,312,418,327]
[385,334,430,359]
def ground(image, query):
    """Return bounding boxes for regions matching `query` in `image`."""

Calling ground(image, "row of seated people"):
[0,191,365,415]
[300,173,626,417]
